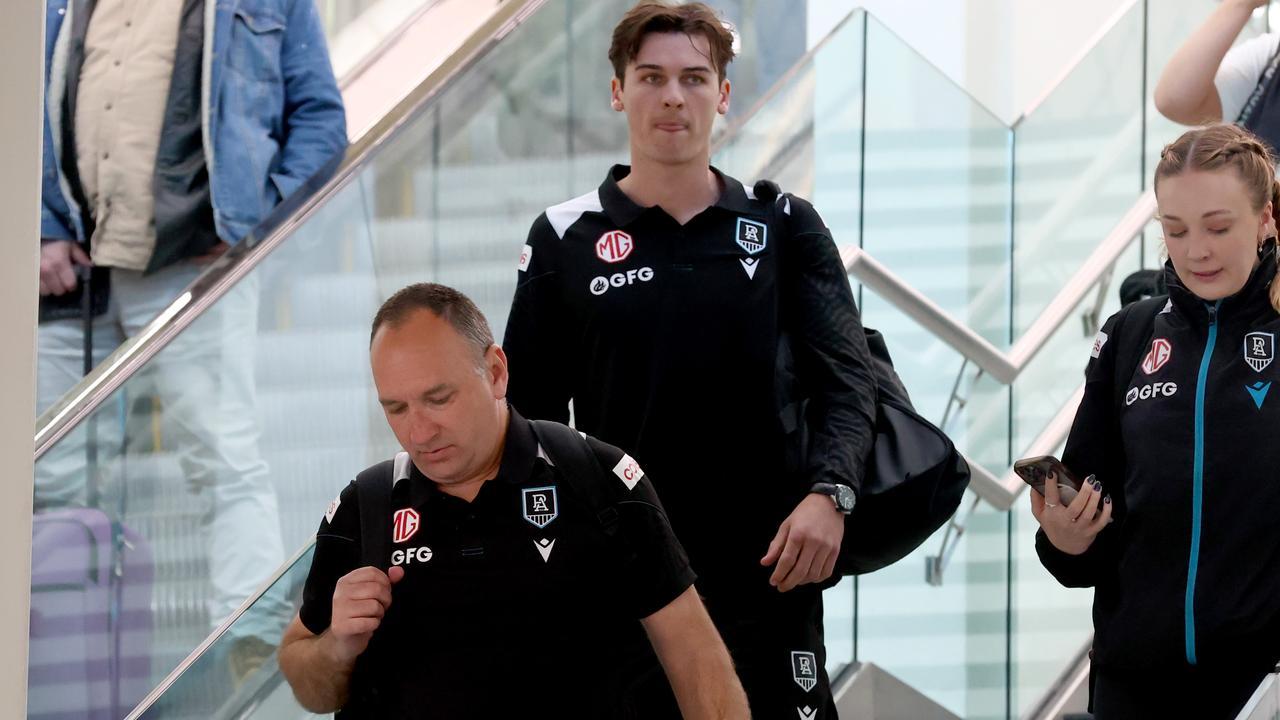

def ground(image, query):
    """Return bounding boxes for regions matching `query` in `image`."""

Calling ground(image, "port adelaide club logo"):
[1245,332,1274,373]
[523,486,559,528]
[791,651,818,692]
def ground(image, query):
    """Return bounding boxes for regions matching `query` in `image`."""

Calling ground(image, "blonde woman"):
[1034,123,1280,717]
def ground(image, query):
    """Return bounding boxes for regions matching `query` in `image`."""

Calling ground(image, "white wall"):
[0,0,41,714]
[808,0,1133,124]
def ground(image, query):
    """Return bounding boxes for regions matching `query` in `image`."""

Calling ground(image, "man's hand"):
[761,493,845,592]
[325,565,404,664]
[39,240,91,296]
[1030,472,1112,556]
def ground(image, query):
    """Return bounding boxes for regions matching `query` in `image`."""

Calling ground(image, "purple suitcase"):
[28,507,154,720]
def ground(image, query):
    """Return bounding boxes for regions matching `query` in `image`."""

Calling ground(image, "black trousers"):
[1092,663,1269,719]
[710,586,837,719]
[616,585,837,719]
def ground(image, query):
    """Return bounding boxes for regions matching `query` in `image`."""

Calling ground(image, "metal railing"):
[1023,639,1093,720]
[1238,671,1280,720]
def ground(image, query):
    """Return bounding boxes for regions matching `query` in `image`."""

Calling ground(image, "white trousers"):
[36,261,288,641]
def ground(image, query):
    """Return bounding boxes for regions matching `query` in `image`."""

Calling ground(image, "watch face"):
[834,485,856,511]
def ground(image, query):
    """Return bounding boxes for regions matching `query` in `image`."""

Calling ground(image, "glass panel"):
[321,0,444,83]
[853,17,1016,711]
[713,37,819,193]
[27,182,382,720]
[853,306,1012,719]
[134,547,315,720]
[811,11,866,250]
[862,14,1014,349]
[855,498,1011,720]
[1011,3,1144,336]
[319,0,427,41]
[1008,238,1141,715]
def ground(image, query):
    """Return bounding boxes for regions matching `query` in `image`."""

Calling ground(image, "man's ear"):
[611,76,625,112]
[717,78,731,115]
[487,344,509,399]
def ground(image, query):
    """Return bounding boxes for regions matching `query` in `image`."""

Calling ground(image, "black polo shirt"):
[503,165,876,599]
[299,410,695,719]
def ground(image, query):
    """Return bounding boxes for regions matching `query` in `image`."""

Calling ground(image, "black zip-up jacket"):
[1038,247,1280,674]
[502,166,876,597]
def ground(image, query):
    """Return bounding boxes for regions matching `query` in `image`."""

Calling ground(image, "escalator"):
[31,0,1268,718]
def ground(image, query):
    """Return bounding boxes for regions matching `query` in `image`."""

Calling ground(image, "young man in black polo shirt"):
[502,3,877,718]
[278,284,748,718]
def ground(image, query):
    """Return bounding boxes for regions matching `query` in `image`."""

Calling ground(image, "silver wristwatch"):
[810,482,856,514]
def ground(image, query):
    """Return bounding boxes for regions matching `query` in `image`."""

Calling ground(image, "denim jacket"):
[42,0,347,255]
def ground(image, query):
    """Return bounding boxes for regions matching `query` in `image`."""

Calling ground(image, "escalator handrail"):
[33,0,548,461]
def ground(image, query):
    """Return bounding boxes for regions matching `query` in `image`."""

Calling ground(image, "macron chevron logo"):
[1247,381,1272,410]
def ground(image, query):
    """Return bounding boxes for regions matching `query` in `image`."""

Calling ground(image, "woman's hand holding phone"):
[1030,471,1113,555]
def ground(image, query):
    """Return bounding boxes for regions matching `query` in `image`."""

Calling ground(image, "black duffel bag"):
[833,328,970,575]
[756,178,970,576]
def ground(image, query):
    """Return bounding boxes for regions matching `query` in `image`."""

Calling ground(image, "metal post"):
[0,0,43,711]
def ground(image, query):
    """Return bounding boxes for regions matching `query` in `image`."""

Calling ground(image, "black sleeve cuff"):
[634,565,697,620]
[1035,528,1101,588]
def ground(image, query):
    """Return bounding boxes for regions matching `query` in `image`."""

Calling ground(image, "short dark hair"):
[370,283,495,365]
[608,2,736,86]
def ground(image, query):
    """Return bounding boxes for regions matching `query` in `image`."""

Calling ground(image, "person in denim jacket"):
[36,0,347,686]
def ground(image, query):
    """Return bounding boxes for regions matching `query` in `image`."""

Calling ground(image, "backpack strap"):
[354,452,411,570]
[528,420,620,536]
[1109,295,1168,410]
[1237,34,1280,127]
[751,179,812,437]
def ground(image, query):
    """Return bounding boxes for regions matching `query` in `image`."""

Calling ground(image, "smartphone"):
[1014,455,1083,506]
